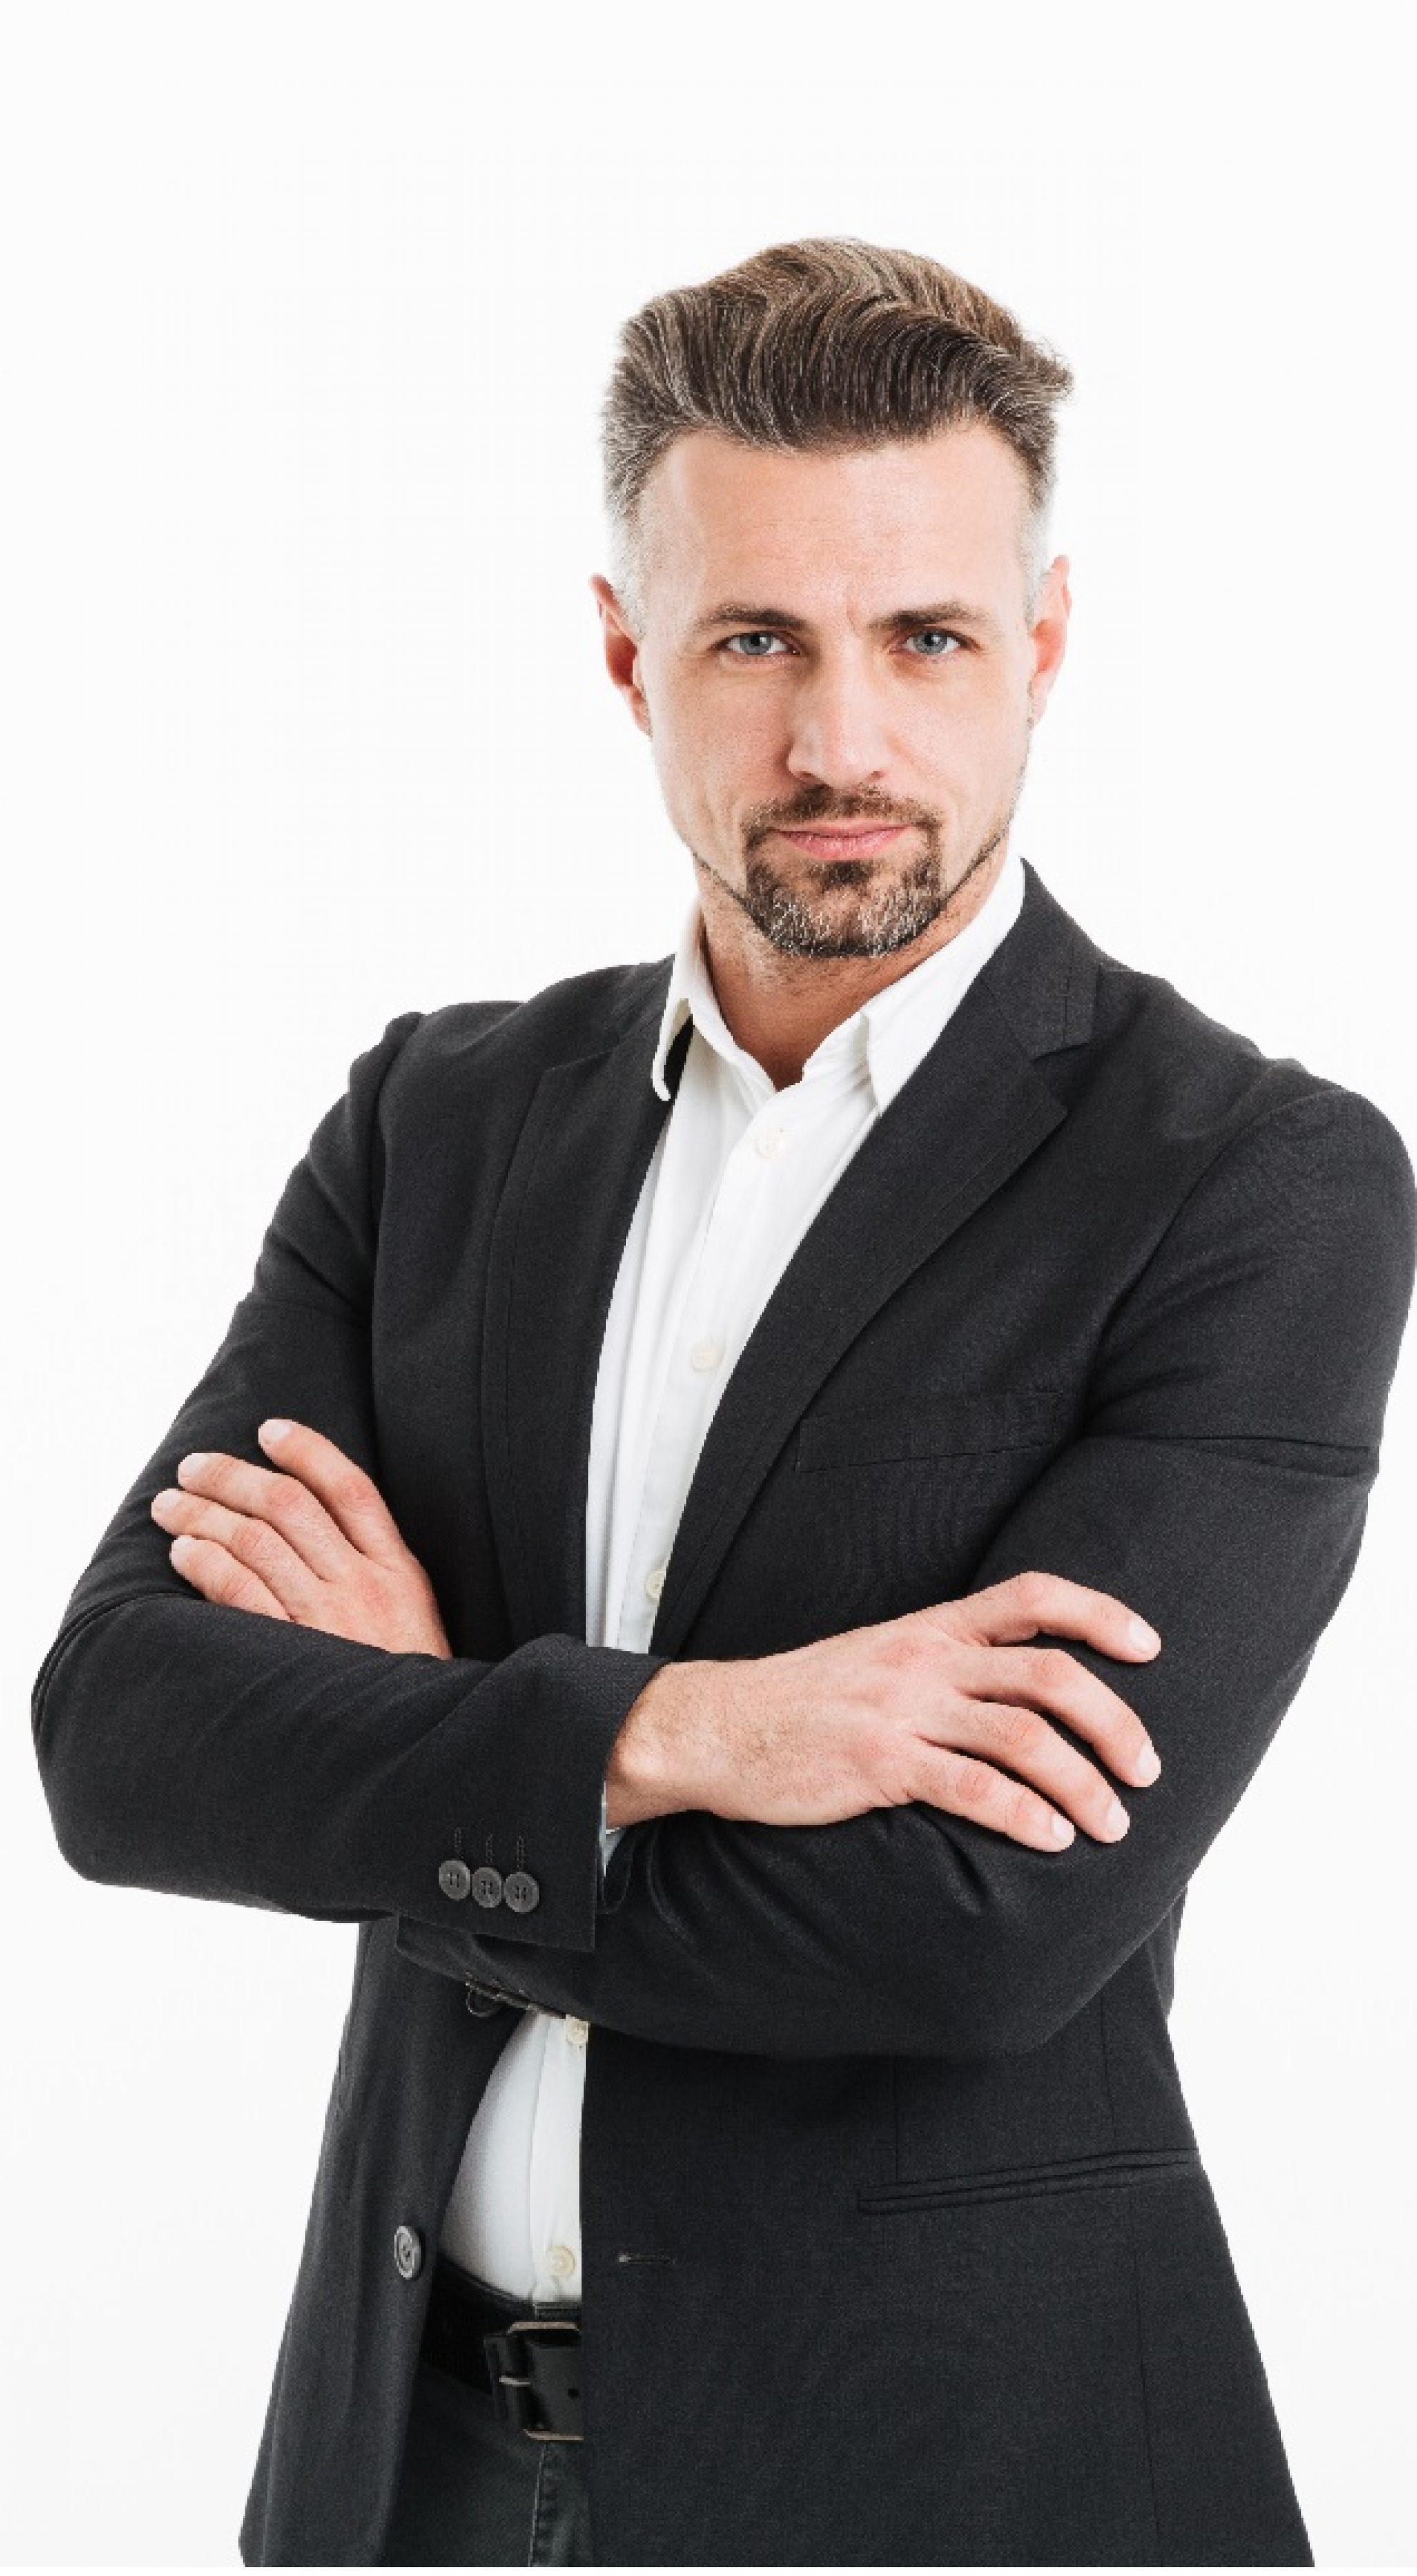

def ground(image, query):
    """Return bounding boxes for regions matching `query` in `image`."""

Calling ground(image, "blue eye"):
[909,630,963,656]
[723,632,786,658]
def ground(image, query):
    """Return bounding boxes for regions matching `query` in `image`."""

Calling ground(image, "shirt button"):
[546,2244,576,2278]
[564,2016,589,2048]
[755,1126,788,1159]
[689,1334,723,1372]
[644,1562,667,1601]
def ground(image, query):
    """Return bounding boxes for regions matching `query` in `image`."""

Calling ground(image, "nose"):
[783,650,894,795]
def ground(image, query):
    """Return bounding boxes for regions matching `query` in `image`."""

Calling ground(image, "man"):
[33,237,1415,2567]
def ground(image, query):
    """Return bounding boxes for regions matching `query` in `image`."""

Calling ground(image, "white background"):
[3,2,1413,2564]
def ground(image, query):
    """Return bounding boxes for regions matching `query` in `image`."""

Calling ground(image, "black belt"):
[421,2251,584,2441]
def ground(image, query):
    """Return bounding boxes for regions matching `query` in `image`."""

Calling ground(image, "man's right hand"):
[605,1573,1163,1851]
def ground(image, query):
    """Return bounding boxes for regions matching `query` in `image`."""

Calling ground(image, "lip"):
[771,824,911,858]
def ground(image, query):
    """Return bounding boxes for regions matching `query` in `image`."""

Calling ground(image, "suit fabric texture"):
[32,858,1416,2566]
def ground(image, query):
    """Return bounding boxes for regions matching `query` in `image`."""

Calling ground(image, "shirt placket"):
[526,2009,591,2304]
[621,1074,840,1642]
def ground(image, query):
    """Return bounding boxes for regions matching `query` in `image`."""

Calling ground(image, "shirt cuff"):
[599,1779,625,1859]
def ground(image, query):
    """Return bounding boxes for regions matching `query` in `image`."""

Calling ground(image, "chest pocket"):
[781,1387,1074,1629]
[794,1386,1070,1473]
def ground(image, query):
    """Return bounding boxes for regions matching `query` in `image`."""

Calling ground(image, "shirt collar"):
[650,837,1027,1112]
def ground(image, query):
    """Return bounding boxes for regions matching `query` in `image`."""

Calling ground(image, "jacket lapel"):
[480,985,689,1649]
[481,859,1099,1657]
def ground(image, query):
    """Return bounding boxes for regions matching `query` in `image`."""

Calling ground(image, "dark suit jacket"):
[32,859,1416,2566]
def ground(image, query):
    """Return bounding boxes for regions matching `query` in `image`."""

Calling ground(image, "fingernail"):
[260,1419,292,1444]
[1134,1745,1161,1783]
[150,1489,180,1513]
[170,1535,195,1560]
[177,1453,210,1479]
[1049,1814,1074,1844]
[1127,1617,1160,1651]
[1105,1798,1130,1837]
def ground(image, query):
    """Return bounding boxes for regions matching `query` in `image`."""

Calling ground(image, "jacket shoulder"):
[1080,938,1411,1187]
[378,955,668,1099]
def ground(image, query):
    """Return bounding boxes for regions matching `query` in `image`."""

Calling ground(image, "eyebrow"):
[690,598,1003,643]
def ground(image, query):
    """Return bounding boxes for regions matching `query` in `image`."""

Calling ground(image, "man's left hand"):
[149,1417,453,1658]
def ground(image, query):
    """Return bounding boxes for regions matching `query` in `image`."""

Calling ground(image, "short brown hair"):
[600,236,1073,627]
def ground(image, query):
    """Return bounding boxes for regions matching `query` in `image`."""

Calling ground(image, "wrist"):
[604,1659,723,1827]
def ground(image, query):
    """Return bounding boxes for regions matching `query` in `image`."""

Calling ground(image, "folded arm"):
[396,1085,1417,2057]
[30,1011,670,1953]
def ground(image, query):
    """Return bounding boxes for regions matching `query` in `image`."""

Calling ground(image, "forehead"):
[637,422,1031,613]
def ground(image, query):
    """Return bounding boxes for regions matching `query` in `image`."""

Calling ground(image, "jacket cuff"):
[417,1634,667,1956]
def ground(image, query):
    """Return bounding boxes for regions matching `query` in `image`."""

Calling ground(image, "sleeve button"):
[437,1859,471,1900]
[471,1866,504,1907]
[503,1870,541,1913]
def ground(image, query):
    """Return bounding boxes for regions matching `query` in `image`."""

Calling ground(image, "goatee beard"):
[725,818,1007,961]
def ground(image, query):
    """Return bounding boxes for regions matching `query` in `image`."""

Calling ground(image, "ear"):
[1027,554,1071,723]
[589,575,652,735]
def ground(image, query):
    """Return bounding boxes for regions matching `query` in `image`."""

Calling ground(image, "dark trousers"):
[379,2282,593,2566]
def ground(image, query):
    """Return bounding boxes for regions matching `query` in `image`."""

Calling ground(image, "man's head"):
[591,238,1074,966]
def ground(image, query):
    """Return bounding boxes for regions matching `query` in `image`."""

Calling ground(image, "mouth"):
[769,824,912,860]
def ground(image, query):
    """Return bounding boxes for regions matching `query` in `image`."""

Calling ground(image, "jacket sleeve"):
[394,1083,1417,2056]
[30,1011,671,1954]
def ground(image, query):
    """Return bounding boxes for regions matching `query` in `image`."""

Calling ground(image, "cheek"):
[910,678,1024,786]
[646,715,734,846]
[657,686,781,807]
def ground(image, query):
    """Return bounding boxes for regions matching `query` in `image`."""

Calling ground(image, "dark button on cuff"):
[503,1870,541,1913]
[438,1859,471,1900]
[471,1865,504,1908]
[393,2224,423,2280]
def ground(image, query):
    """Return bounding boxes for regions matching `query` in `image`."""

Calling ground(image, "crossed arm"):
[144,1417,1164,1853]
[32,1012,1417,2060]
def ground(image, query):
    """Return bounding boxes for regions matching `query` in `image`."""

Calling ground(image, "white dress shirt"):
[437,838,1027,2300]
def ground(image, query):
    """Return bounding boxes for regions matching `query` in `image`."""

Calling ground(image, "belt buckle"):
[486,2315,584,2443]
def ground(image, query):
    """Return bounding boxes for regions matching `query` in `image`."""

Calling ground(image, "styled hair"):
[600,236,1073,629]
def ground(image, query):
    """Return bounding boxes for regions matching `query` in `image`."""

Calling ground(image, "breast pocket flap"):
[795,1386,1070,1472]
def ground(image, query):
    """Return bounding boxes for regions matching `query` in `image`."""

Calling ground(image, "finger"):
[949,1640,1160,1788]
[173,1448,350,1581]
[254,1419,411,1566]
[167,1533,292,1622]
[906,1743,1079,1853]
[951,1570,1161,1660]
[152,1486,324,1617]
[938,1696,1134,1842]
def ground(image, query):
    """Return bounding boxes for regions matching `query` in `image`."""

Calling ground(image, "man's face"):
[593,422,1070,960]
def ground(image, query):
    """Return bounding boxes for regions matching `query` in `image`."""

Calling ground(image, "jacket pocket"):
[857,2145,1202,2214]
[795,1386,1069,1472]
